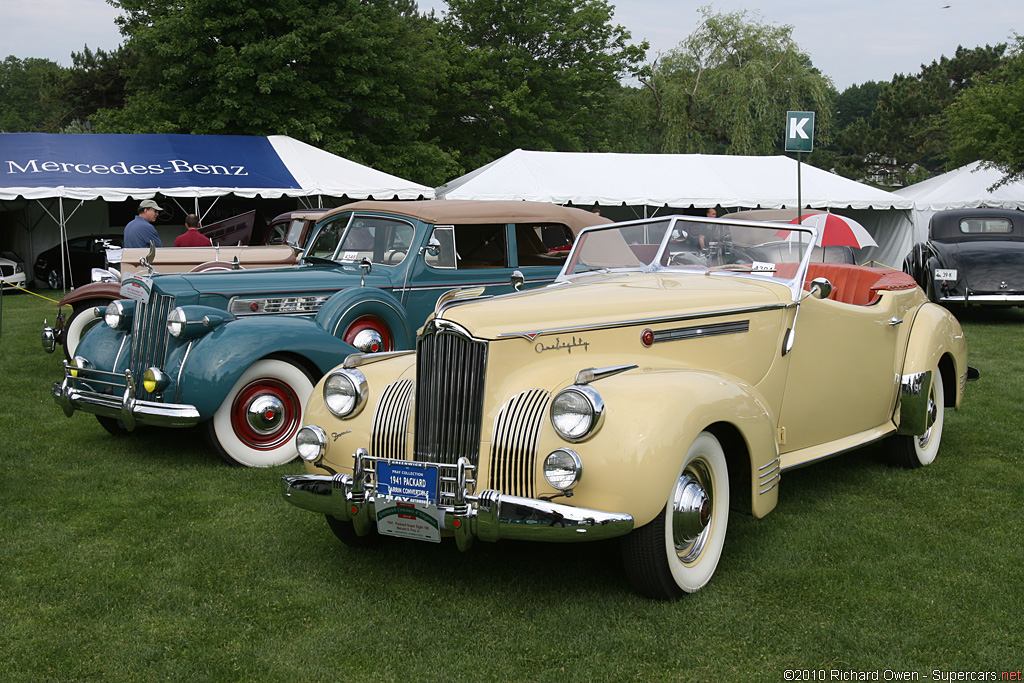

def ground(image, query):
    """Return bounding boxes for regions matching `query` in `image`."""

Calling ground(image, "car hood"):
[948,241,1024,292]
[439,271,793,340]
[143,264,391,304]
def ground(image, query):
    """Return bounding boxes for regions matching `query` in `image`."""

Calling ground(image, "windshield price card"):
[375,461,442,542]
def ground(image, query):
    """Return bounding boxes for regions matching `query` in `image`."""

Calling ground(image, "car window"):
[285,219,307,246]
[306,214,352,259]
[515,223,572,267]
[426,224,508,270]
[960,218,1012,234]
[336,217,415,266]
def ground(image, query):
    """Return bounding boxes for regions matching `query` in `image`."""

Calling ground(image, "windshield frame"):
[557,215,820,301]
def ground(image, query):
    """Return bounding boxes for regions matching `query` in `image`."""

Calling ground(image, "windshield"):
[305,213,416,266]
[559,216,818,298]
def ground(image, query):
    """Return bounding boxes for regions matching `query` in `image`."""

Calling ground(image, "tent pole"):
[59,197,68,292]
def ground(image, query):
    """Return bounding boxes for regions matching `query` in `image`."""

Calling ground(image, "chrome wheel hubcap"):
[672,460,713,563]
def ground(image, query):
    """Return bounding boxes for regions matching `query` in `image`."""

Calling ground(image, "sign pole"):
[785,110,815,235]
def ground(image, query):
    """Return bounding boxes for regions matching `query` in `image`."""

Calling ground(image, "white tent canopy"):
[437,149,912,210]
[437,149,914,268]
[894,161,1024,243]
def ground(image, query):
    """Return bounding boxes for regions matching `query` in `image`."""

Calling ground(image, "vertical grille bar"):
[414,321,487,467]
[370,379,414,460]
[489,389,549,498]
[128,293,173,400]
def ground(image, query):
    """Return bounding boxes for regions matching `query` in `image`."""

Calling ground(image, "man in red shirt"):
[174,214,214,247]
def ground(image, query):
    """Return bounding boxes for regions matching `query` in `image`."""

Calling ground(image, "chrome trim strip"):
[652,319,749,344]
[174,339,196,403]
[498,303,790,341]
[329,297,406,337]
[343,350,415,369]
[939,294,1024,303]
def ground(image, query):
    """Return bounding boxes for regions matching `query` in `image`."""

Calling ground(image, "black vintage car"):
[904,208,1024,306]
[34,234,123,290]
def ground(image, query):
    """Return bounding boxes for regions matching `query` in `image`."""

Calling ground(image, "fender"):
[174,316,358,417]
[315,287,413,349]
[900,302,968,410]
[544,369,781,526]
[59,282,122,308]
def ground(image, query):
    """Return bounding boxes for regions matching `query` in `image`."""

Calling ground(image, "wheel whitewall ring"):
[208,359,314,467]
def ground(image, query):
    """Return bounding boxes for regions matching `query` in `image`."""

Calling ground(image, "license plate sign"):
[376,500,442,542]
[376,460,438,504]
[934,269,957,280]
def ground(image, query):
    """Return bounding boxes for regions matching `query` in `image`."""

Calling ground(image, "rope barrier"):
[1,283,63,304]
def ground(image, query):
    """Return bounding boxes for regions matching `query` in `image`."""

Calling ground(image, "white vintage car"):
[281,215,976,599]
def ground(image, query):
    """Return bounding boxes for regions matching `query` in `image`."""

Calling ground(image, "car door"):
[777,290,914,462]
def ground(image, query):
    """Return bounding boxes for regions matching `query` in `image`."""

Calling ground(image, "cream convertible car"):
[281,215,977,599]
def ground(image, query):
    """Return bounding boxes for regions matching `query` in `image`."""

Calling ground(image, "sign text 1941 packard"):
[50,201,607,467]
[282,215,977,599]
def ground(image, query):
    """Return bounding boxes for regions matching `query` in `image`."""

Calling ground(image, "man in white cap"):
[124,199,164,248]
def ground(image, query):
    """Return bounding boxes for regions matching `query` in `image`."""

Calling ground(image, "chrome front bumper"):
[282,468,634,550]
[52,362,200,430]
[939,293,1024,305]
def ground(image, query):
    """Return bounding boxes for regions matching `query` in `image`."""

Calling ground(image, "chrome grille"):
[414,321,487,467]
[370,379,414,460]
[128,293,174,400]
[489,389,550,498]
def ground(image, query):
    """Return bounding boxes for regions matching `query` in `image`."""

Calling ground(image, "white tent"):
[894,161,1024,243]
[0,133,433,289]
[437,149,914,268]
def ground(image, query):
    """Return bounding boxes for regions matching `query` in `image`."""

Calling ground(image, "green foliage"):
[60,46,133,128]
[0,56,69,132]
[98,0,458,185]
[944,36,1024,188]
[434,0,647,172]
[633,7,834,157]
[870,44,1007,185]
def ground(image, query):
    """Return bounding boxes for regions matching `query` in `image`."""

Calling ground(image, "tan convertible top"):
[321,200,611,235]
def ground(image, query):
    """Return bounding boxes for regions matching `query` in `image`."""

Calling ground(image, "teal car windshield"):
[305,213,416,267]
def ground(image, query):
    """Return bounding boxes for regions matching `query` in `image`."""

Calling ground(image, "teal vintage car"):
[51,201,608,467]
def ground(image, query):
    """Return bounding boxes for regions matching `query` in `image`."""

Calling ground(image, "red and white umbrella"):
[778,212,877,248]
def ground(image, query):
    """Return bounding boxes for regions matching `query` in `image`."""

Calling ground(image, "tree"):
[0,56,68,132]
[434,0,647,171]
[869,43,1007,184]
[97,0,457,185]
[61,46,133,127]
[944,36,1024,187]
[632,7,834,157]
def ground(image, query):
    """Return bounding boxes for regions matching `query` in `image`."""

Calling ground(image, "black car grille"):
[413,321,487,467]
[0,265,13,277]
[129,292,174,400]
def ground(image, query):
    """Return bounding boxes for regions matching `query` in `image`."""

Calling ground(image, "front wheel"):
[884,367,945,468]
[621,431,730,600]
[206,359,314,467]
[342,315,394,353]
[64,299,109,360]
[47,269,63,290]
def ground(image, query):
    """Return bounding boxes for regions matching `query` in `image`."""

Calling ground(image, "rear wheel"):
[622,431,730,600]
[885,368,945,468]
[47,269,63,290]
[207,359,314,467]
[342,315,394,353]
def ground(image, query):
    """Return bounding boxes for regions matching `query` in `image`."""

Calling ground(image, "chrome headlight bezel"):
[544,448,583,490]
[550,385,605,442]
[296,424,328,463]
[104,299,135,330]
[323,369,368,418]
[166,307,187,337]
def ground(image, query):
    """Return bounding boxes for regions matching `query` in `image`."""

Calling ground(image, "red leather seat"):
[805,263,918,306]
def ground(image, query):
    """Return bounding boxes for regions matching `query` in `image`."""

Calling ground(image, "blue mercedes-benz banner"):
[0,133,300,190]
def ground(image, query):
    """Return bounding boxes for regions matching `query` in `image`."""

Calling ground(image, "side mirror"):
[510,270,525,291]
[359,258,372,287]
[424,236,441,258]
[809,277,833,300]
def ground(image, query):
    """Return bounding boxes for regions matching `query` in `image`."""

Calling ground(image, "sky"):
[2,0,1022,90]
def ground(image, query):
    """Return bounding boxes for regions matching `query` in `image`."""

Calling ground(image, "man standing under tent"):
[174,214,213,247]
[124,199,164,248]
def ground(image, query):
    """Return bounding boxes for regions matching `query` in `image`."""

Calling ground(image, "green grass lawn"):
[1,290,1020,682]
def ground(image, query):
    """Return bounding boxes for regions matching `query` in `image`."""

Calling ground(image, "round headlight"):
[550,386,604,442]
[323,369,368,418]
[166,307,187,337]
[544,448,583,490]
[104,300,129,329]
[296,425,328,463]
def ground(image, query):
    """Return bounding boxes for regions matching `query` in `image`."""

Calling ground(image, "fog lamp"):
[296,425,328,463]
[70,355,91,378]
[544,449,583,490]
[143,367,170,394]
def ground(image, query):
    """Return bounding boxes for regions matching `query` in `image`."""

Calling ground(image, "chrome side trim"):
[939,294,1024,304]
[342,349,415,369]
[757,457,781,495]
[651,319,749,344]
[174,339,196,403]
[897,370,932,436]
[498,303,790,341]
